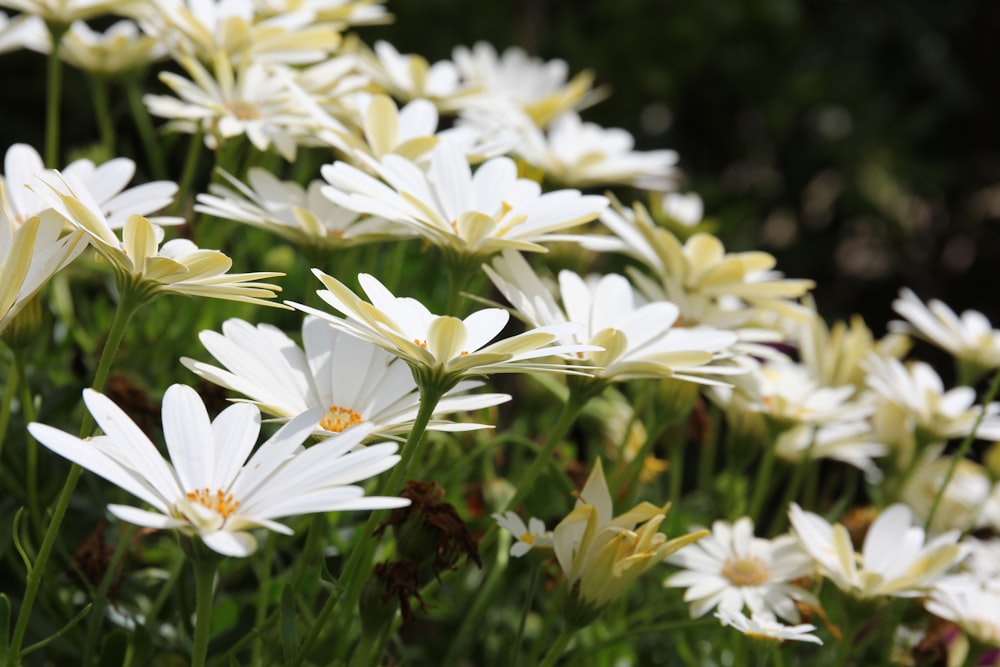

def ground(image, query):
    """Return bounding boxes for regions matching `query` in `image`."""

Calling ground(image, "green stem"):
[509,560,542,666]
[925,370,1000,533]
[17,356,42,540]
[81,525,135,666]
[5,288,145,667]
[768,432,817,536]
[44,22,68,167]
[697,403,720,493]
[89,75,116,155]
[0,346,20,472]
[172,127,205,217]
[251,535,278,667]
[124,74,167,180]
[297,382,448,666]
[537,626,576,667]
[748,426,779,519]
[191,558,219,667]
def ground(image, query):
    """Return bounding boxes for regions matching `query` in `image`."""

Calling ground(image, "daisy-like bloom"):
[773,422,887,482]
[787,502,967,600]
[144,53,335,161]
[450,42,604,128]
[290,270,599,390]
[3,143,181,228]
[925,578,1000,647]
[0,10,46,53]
[901,455,993,534]
[181,317,511,438]
[356,40,466,106]
[136,0,341,65]
[492,511,553,557]
[890,288,1000,383]
[0,184,87,333]
[319,94,440,166]
[493,110,680,191]
[485,249,741,386]
[58,19,165,75]
[862,354,1000,461]
[35,171,285,307]
[656,192,704,228]
[27,384,409,557]
[554,458,708,627]
[195,167,410,251]
[0,0,137,24]
[588,200,814,329]
[714,609,823,645]
[665,517,818,622]
[321,142,608,261]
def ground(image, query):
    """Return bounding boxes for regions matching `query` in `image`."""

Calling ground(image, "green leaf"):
[280,583,298,665]
[0,593,10,660]
[23,603,92,656]
[95,628,127,667]
[11,508,32,574]
[210,597,239,637]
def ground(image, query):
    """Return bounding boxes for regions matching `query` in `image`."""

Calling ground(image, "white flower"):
[495,110,680,191]
[28,384,409,557]
[0,185,86,333]
[3,143,180,228]
[290,270,599,388]
[181,317,511,438]
[659,193,703,227]
[665,517,817,622]
[450,41,603,127]
[925,578,1000,646]
[59,19,165,74]
[890,287,1000,378]
[144,53,334,161]
[773,422,887,482]
[0,0,138,24]
[34,171,285,307]
[492,511,553,557]
[321,142,608,259]
[485,249,741,385]
[554,459,707,625]
[357,40,465,105]
[901,455,993,534]
[136,0,341,65]
[714,609,823,645]
[319,93,441,166]
[788,502,967,599]
[195,167,409,250]
[0,10,46,54]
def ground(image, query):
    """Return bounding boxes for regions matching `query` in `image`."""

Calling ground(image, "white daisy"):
[773,422,887,481]
[3,143,181,228]
[34,171,284,307]
[665,517,817,622]
[788,502,967,599]
[59,19,165,75]
[491,511,553,557]
[0,10,46,54]
[181,317,511,438]
[289,270,599,388]
[0,0,138,24]
[357,40,465,106]
[27,384,410,557]
[0,184,87,333]
[318,93,441,166]
[901,455,993,534]
[890,287,1000,380]
[485,249,741,385]
[321,142,608,259]
[714,608,823,645]
[195,167,410,251]
[925,578,1000,646]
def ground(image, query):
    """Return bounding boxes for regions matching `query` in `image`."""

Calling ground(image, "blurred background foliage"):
[2,0,1000,341]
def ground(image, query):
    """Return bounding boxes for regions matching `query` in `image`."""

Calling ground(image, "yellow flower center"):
[319,404,363,433]
[186,488,241,518]
[722,555,770,586]
[224,100,262,121]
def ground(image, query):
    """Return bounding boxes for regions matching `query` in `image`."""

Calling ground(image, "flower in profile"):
[58,19,165,75]
[290,270,598,389]
[485,249,741,385]
[0,185,87,333]
[321,142,608,260]
[0,0,138,24]
[35,171,285,307]
[901,455,993,534]
[925,578,1000,647]
[788,503,967,599]
[890,287,1000,383]
[320,93,441,166]
[715,609,823,645]
[28,384,410,557]
[181,317,511,438]
[0,10,46,54]
[664,516,817,622]
[450,41,604,127]
[195,167,410,251]
[590,200,814,329]
[3,142,180,228]
[356,39,465,105]
[554,458,707,627]
[492,511,553,557]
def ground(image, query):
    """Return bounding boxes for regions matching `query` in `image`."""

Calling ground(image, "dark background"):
[3,0,1000,335]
